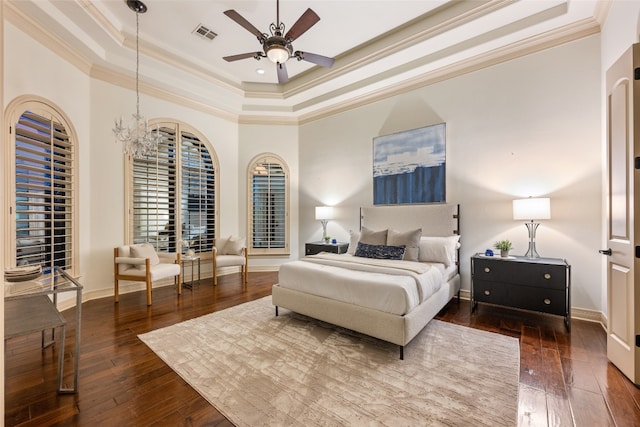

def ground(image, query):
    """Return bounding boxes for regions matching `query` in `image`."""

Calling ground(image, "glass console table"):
[4,266,82,393]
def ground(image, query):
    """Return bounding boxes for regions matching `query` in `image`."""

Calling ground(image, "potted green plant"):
[494,240,513,257]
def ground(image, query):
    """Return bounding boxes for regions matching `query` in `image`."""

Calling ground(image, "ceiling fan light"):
[266,45,289,64]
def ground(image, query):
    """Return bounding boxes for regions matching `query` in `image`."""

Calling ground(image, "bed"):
[272,204,460,359]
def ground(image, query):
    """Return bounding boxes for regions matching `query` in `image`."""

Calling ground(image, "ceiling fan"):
[223,0,335,84]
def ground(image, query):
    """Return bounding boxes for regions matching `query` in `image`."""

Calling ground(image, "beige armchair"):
[114,243,182,306]
[213,236,248,285]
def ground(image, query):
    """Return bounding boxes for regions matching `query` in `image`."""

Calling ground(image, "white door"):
[605,44,639,385]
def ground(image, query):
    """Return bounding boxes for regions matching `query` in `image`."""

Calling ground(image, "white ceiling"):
[6,0,604,122]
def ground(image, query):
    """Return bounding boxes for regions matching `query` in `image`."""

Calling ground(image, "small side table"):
[181,256,201,289]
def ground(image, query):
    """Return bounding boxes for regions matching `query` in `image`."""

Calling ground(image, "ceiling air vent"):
[193,24,217,41]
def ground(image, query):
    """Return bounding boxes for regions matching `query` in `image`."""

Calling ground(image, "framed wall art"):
[373,123,446,205]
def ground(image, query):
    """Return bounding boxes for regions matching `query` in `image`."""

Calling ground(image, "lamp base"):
[321,220,328,241]
[524,221,541,258]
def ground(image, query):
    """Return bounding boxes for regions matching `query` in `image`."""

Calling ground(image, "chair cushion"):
[215,254,246,267]
[222,236,245,255]
[130,243,160,270]
[149,263,181,280]
[119,262,180,280]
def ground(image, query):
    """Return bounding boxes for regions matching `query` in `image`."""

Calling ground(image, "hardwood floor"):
[5,272,640,426]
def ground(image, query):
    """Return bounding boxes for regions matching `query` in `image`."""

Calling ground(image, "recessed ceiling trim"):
[91,64,239,123]
[78,0,125,47]
[5,2,93,74]
[244,0,512,100]
[83,0,242,95]
[296,17,600,125]
[291,2,571,114]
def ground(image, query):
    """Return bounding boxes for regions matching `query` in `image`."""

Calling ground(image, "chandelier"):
[113,0,161,158]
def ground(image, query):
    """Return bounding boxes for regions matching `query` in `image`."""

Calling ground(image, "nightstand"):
[470,254,571,331]
[305,241,349,255]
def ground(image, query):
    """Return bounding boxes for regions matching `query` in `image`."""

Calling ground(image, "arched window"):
[126,121,219,255]
[5,97,78,272]
[248,153,289,255]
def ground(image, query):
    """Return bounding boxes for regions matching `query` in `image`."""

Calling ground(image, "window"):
[7,98,77,271]
[127,121,218,255]
[248,154,289,255]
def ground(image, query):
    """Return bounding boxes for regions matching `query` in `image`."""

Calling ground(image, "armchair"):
[114,243,182,306]
[213,236,248,285]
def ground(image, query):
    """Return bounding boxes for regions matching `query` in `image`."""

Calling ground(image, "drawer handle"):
[484,267,491,273]
[543,298,551,305]
[544,273,551,280]
[484,290,491,296]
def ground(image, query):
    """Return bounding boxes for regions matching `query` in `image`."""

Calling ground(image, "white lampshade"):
[315,206,334,220]
[513,197,551,220]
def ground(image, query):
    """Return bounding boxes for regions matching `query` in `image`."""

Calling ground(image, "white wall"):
[300,35,603,313]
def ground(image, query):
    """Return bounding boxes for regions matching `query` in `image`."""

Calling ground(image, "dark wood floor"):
[5,272,640,426]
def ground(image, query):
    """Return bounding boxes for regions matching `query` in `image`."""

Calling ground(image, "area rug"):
[139,296,520,426]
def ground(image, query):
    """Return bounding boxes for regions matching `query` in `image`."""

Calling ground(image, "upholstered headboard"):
[360,204,460,236]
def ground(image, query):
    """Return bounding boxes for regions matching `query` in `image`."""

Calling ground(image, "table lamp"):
[315,206,334,242]
[512,197,550,258]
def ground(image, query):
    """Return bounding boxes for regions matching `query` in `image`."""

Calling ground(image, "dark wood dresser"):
[471,254,571,331]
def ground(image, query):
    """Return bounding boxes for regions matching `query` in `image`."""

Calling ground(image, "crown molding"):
[237,115,299,126]
[91,64,239,123]
[295,17,600,125]
[4,0,602,127]
[5,1,93,75]
[279,0,513,100]
[593,0,612,27]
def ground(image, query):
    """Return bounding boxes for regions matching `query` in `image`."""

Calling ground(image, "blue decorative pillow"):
[354,242,406,260]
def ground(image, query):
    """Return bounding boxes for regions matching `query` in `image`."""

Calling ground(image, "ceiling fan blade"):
[223,52,262,62]
[284,8,320,42]
[277,63,289,84]
[224,10,264,40]
[295,51,335,68]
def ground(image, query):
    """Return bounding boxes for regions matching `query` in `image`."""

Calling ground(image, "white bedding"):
[277,253,447,316]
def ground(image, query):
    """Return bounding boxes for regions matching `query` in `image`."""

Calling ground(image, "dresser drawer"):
[507,285,566,316]
[473,280,509,305]
[473,258,566,290]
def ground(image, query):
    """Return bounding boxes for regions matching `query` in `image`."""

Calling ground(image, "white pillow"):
[215,236,230,253]
[418,235,461,267]
[387,228,422,262]
[347,230,361,255]
[360,226,388,245]
[222,235,245,255]
[130,243,160,270]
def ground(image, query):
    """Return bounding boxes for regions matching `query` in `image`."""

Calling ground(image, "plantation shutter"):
[131,126,177,251]
[14,110,74,269]
[130,122,216,254]
[250,156,288,254]
[180,131,215,253]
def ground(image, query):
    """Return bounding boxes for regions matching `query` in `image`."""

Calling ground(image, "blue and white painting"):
[373,123,446,205]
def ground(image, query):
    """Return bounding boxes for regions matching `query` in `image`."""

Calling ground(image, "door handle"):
[599,248,612,256]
